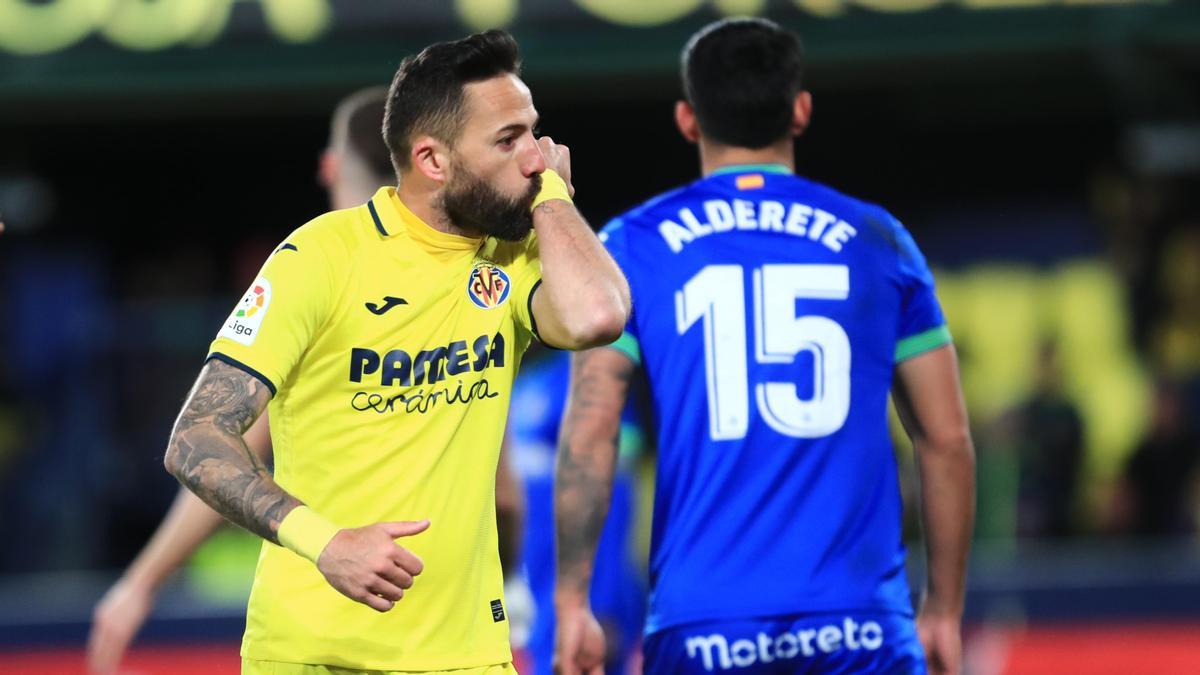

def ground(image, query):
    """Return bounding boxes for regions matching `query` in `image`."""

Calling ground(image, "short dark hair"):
[681,18,805,149]
[330,87,393,182]
[384,30,522,173]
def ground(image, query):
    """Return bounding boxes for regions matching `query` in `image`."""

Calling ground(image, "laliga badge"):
[467,263,511,309]
[219,277,271,345]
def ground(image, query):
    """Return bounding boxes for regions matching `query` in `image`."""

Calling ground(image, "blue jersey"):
[509,350,647,675]
[601,164,950,635]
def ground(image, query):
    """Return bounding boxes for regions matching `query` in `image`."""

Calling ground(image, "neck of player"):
[698,136,795,177]
[397,177,482,239]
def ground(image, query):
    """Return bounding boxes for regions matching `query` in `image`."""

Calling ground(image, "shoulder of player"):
[785,175,913,249]
[277,206,371,267]
[781,174,882,219]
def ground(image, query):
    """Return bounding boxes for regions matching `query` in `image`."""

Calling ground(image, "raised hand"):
[536,136,575,197]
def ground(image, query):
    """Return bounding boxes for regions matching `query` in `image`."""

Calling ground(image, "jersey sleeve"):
[509,230,544,347]
[207,231,339,395]
[887,211,952,363]
[598,218,641,366]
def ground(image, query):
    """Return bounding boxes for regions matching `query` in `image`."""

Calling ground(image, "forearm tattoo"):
[554,349,633,595]
[165,360,298,544]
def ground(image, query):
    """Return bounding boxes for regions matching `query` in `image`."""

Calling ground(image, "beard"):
[441,163,541,242]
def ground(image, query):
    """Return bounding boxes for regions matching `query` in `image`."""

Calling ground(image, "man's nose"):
[523,141,547,177]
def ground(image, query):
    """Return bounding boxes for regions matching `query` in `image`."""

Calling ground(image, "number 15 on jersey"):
[675,264,851,442]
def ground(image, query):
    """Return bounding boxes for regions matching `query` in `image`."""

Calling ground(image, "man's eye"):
[498,137,515,147]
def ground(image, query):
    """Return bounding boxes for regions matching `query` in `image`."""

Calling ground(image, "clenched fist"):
[536,136,575,198]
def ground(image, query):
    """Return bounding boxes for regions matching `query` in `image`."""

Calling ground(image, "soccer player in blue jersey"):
[554,18,975,675]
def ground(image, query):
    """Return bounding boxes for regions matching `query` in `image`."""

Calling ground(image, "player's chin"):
[487,216,534,242]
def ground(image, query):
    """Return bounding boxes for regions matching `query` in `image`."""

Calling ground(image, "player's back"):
[602,164,948,634]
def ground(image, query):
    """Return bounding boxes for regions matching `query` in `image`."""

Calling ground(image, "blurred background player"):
[554,18,974,675]
[508,346,647,675]
[85,86,530,674]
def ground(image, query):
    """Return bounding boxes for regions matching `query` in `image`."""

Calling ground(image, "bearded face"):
[441,159,541,242]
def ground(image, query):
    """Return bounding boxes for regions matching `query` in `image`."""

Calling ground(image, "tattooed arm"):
[553,347,635,675]
[164,360,427,613]
[163,360,290,541]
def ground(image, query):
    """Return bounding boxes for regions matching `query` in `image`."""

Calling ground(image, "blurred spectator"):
[1112,379,1200,537]
[1151,226,1200,405]
[997,341,1086,539]
[984,338,1089,538]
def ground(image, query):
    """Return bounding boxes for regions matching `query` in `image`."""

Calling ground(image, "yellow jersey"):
[207,187,540,670]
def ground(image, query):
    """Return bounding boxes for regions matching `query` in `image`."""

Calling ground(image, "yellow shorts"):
[242,660,518,675]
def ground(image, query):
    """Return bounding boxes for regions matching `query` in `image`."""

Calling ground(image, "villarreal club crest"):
[467,263,511,309]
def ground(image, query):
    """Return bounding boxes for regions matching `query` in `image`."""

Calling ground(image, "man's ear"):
[411,136,451,184]
[791,91,813,137]
[675,100,701,144]
[318,149,337,188]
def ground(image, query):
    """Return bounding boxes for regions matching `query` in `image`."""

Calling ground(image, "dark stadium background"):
[2,1,1200,673]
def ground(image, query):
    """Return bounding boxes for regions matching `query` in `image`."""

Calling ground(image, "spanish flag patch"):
[736,174,765,190]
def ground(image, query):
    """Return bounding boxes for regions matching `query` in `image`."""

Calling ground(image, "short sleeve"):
[207,233,337,395]
[508,230,544,345]
[598,218,641,365]
[887,212,952,362]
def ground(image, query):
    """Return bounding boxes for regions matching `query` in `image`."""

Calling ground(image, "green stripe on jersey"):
[607,331,642,366]
[711,163,792,176]
[895,325,953,362]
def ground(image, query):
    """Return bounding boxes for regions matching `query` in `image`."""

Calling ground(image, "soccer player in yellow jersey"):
[89,87,525,674]
[162,30,630,674]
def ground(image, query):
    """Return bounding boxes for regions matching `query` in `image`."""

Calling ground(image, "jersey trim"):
[606,331,641,366]
[368,200,389,237]
[894,325,952,363]
[206,352,278,397]
[528,278,559,349]
[710,163,792,176]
